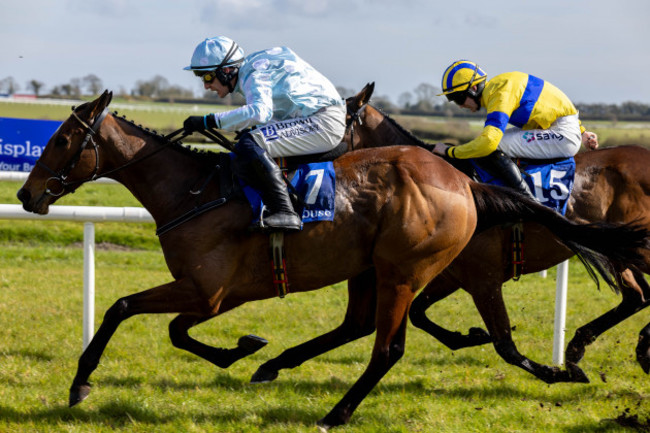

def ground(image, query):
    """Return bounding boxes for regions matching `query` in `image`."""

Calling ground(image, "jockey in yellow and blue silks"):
[432,60,599,198]
[182,36,346,232]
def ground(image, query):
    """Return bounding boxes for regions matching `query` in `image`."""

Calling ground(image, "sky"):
[1,0,649,105]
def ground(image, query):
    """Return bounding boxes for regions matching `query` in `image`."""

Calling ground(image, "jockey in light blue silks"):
[431,60,599,199]
[183,36,346,232]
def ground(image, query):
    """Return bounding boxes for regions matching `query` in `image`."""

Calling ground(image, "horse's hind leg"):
[409,273,491,349]
[169,314,268,368]
[471,281,588,384]
[317,278,413,430]
[251,269,377,383]
[566,269,650,367]
[69,278,208,407]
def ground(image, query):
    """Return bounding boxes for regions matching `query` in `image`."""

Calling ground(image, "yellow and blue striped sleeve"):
[447,74,524,159]
[447,125,503,159]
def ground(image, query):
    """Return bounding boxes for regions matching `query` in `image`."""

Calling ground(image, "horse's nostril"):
[16,188,30,204]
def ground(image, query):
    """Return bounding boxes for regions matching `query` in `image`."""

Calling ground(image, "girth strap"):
[270,232,289,298]
[511,222,524,281]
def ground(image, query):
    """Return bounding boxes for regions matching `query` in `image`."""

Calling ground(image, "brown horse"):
[250,83,650,387]
[15,90,649,429]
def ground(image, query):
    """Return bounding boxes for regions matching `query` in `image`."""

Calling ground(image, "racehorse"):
[250,83,650,387]
[15,91,648,429]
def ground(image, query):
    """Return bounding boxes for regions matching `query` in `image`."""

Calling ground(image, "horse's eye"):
[55,136,68,147]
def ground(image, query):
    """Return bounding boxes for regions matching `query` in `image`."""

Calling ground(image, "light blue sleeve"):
[212,70,274,131]
[209,47,342,131]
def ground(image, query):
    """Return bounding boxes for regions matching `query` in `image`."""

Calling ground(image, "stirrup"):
[263,211,302,232]
[248,205,302,233]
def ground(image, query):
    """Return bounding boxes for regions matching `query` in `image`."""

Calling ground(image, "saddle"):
[168,143,344,231]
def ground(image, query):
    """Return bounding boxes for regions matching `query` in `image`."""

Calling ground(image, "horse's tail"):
[469,181,650,292]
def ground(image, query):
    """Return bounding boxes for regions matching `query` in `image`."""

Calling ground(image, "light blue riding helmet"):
[184,36,245,72]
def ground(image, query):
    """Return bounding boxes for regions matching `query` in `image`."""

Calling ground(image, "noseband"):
[37,107,109,196]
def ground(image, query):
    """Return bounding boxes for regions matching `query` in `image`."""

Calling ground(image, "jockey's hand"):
[432,142,450,156]
[582,131,599,150]
[183,116,206,133]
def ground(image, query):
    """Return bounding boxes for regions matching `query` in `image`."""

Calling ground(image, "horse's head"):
[346,82,374,114]
[344,82,375,150]
[344,82,426,151]
[17,90,113,214]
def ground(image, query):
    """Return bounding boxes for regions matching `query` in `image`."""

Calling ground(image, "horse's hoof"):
[238,335,268,354]
[635,350,650,374]
[317,409,348,431]
[250,366,279,383]
[69,383,91,407]
[566,362,590,383]
[467,327,492,344]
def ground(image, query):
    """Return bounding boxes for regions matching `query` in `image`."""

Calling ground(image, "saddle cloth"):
[471,157,576,215]
[239,160,336,224]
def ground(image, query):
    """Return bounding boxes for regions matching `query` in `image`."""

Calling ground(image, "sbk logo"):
[523,132,535,143]
[523,131,564,143]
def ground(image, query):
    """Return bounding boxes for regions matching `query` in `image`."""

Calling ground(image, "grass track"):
[1,240,650,432]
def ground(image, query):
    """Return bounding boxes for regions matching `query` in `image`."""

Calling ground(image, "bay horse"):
[15,91,647,429]
[250,83,650,387]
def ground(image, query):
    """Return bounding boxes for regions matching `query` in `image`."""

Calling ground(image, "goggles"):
[194,69,218,84]
[446,91,468,105]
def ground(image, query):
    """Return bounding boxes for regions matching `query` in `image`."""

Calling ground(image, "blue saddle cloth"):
[239,160,336,225]
[471,157,576,215]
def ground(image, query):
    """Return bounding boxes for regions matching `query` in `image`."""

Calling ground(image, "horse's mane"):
[111,111,222,165]
[370,104,432,149]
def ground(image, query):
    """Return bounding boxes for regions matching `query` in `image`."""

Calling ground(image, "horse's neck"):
[365,108,425,148]
[101,124,213,223]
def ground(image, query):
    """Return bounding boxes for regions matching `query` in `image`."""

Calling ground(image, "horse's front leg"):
[471,280,589,384]
[69,278,207,407]
[169,314,268,368]
[251,269,377,383]
[317,276,413,430]
[409,273,491,349]
[636,322,650,373]
[566,270,650,367]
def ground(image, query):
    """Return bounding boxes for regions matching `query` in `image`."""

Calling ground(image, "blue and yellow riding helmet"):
[439,60,487,106]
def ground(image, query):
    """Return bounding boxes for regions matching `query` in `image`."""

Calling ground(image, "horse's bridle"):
[36,106,197,197]
[37,107,109,196]
[345,102,367,151]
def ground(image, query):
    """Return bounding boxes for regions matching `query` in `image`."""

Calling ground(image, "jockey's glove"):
[183,115,217,133]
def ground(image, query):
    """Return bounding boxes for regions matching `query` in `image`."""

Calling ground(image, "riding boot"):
[475,150,535,200]
[250,151,302,232]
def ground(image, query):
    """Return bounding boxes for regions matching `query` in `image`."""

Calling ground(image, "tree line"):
[2,75,650,121]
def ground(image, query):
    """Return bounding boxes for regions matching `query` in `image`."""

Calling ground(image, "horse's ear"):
[365,82,375,101]
[87,90,112,121]
[356,82,375,108]
[98,89,112,108]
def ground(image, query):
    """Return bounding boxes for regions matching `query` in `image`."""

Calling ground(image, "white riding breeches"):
[498,114,582,159]
[249,104,346,158]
